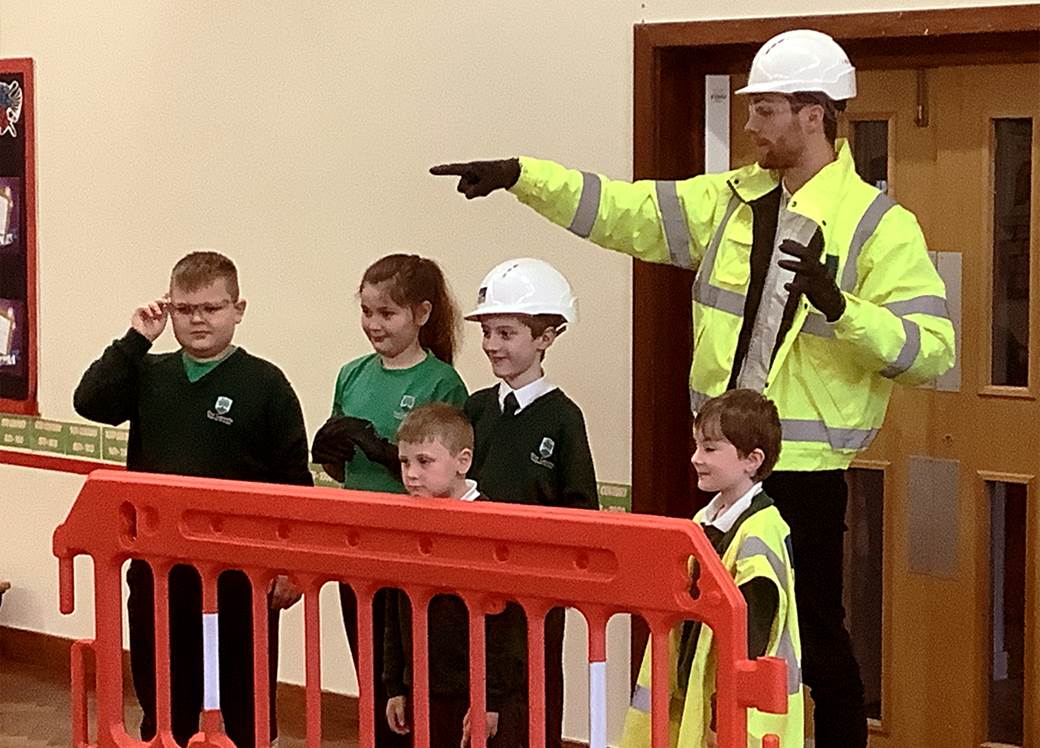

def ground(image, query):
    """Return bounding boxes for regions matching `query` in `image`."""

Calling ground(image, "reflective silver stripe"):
[776,628,803,695]
[841,192,898,291]
[781,419,878,450]
[800,313,834,338]
[736,537,788,589]
[736,537,801,693]
[881,318,921,379]
[689,388,712,413]
[884,295,949,319]
[802,296,947,341]
[567,171,601,238]
[692,197,744,313]
[696,284,746,316]
[655,180,693,269]
[630,684,651,713]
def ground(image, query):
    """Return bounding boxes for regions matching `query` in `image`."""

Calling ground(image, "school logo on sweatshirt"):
[394,394,417,420]
[207,395,234,425]
[530,436,556,469]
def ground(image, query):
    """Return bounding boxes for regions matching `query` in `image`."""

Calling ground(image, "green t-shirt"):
[181,347,237,382]
[331,351,467,493]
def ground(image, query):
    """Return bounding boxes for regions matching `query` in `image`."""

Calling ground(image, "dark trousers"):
[127,561,279,747]
[405,693,526,748]
[763,471,868,748]
[339,584,408,748]
[542,607,566,748]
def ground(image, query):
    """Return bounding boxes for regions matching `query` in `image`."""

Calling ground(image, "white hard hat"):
[466,258,578,324]
[736,29,856,101]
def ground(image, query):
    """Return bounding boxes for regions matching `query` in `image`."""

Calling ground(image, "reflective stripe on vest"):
[630,684,651,713]
[880,317,921,378]
[690,388,711,413]
[841,192,898,290]
[698,389,877,448]
[802,293,951,339]
[775,627,802,695]
[656,180,694,269]
[780,418,877,450]
[692,197,744,314]
[568,171,601,238]
[736,536,802,695]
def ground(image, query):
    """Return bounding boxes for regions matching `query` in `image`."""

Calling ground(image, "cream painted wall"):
[0,3,638,741]
[0,0,1033,743]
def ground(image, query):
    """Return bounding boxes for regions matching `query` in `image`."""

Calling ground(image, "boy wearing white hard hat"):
[462,257,598,748]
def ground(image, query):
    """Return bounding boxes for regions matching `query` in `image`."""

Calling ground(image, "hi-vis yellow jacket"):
[510,141,955,471]
[620,501,803,748]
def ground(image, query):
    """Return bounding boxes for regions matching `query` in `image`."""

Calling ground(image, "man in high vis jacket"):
[432,29,954,747]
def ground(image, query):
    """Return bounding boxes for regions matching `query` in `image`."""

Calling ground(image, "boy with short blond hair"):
[383,403,526,748]
[462,258,598,748]
[74,250,312,747]
[621,389,803,747]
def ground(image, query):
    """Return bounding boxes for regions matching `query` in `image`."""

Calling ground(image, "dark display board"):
[0,59,35,414]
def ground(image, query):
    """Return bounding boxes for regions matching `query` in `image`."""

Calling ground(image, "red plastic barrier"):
[54,469,786,747]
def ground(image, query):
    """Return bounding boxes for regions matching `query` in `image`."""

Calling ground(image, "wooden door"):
[847,63,1040,748]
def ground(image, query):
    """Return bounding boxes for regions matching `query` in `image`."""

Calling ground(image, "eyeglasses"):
[169,300,233,319]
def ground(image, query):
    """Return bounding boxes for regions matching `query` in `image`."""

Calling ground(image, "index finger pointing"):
[430,162,471,176]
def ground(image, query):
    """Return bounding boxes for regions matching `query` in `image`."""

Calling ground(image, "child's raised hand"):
[386,695,410,735]
[130,295,169,342]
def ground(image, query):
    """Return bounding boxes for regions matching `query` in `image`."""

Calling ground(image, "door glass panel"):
[987,481,1026,745]
[844,468,884,721]
[851,120,890,193]
[991,118,1032,387]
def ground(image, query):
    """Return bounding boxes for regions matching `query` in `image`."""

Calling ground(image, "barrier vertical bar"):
[198,567,224,741]
[714,611,746,748]
[252,572,271,748]
[650,625,670,748]
[586,609,609,748]
[410,590,431,748]
[304,580,323,748]
[356,585,376,748]
[92,559,124,744]
[467,597,487,747]
[69,640,91,748]
[153,562,173,739]
[526,603,547,748]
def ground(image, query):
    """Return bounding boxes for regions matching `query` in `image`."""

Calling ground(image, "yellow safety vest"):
[619,504,803,748]
[511,141,955,470]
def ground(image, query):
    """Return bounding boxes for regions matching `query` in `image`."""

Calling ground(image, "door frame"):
[628,4,1040,736]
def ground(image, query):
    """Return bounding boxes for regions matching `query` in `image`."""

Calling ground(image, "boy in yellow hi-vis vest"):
[621,390,803,748]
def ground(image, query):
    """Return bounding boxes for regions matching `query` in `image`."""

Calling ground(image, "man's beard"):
[755,129,803,170]
[757,142,800,170]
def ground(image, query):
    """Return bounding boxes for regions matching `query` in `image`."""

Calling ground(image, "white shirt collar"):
[497,376,557,414]
[701,483,763,532]
[458,479,480,502]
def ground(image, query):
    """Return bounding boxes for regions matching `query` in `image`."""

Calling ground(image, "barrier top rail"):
[54,469,787,748]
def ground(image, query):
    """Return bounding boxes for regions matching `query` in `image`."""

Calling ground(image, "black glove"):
[777,237,846,322]
[429,158,521,199]
[332,416,400,474]
[311,416,360,465]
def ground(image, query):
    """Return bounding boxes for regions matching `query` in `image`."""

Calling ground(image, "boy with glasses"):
[74,250,313,747]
